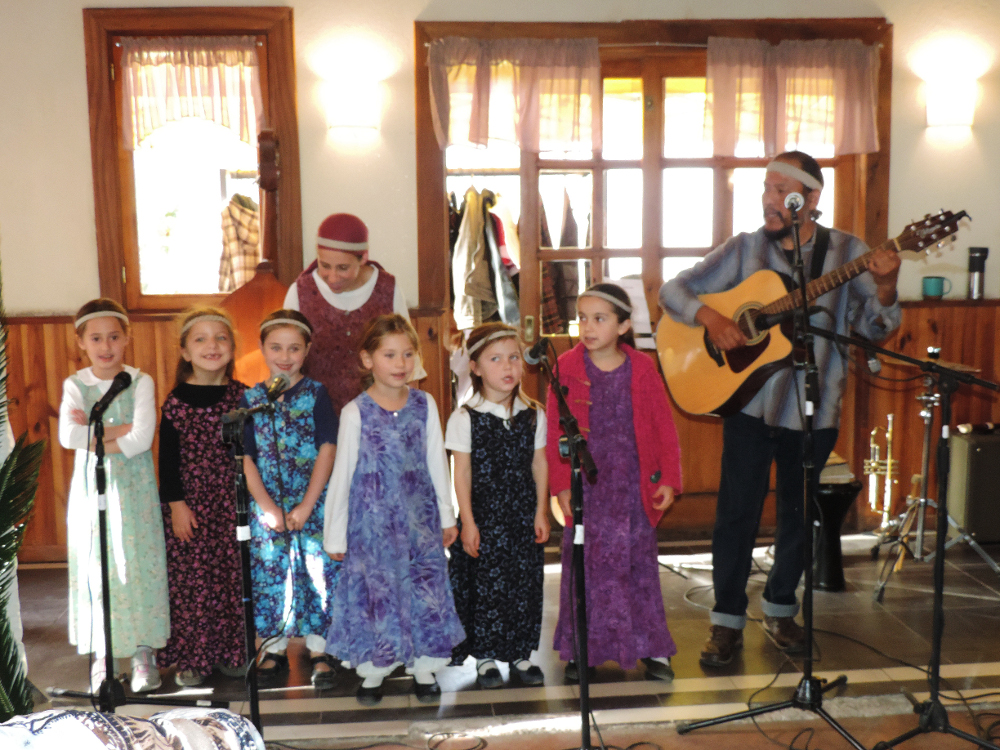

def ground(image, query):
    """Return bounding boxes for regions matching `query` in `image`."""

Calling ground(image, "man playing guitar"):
[659,151,901,667]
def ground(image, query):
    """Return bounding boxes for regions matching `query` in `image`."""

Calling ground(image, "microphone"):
[754,306,822,330]
[784,192,804,211]
[523,337,549,366]
[265,372,292,402]
[89,371,133,422]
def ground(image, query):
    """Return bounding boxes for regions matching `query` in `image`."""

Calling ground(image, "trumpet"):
[863,414,900,530]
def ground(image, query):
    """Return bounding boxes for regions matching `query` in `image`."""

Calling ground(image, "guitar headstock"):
[896,209,969,253]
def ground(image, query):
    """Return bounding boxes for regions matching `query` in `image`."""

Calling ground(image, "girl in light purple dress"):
[323,314,464,706]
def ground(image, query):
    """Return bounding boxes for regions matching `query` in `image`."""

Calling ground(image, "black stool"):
[813,480,862,591]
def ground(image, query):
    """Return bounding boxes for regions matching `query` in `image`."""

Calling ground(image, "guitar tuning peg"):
[952,234,957,242]
[937,242,943,249]
[924,213,931,219]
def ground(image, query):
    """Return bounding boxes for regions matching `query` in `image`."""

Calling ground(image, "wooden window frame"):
[414,19,893,322]
[83,7,302,312]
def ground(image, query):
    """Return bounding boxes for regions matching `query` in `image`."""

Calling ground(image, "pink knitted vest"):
[297,260,395,414]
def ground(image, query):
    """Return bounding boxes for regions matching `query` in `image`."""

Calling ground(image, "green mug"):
[922,276,952,300]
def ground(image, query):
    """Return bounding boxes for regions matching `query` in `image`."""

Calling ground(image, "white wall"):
[1,0,998,314]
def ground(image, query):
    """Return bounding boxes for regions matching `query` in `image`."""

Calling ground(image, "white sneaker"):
[175,669,207,687]
[130,647,162,693]
[90,659,107,693]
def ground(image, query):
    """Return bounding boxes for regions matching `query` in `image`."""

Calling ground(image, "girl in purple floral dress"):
[242,310,340,690]
[324,314,464,706]
[158,307,246,687]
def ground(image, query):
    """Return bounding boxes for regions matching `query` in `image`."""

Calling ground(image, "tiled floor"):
[19,534,1000,748]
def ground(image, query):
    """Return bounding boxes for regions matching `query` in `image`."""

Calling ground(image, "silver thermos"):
[968,246,988,300]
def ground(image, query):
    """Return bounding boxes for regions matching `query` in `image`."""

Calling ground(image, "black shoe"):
[563,661,596,684]
[640,657,675,682]
[413,678,441,702]
[511,662,545,686]
[476,661,503,689]
[357,682,383,706]
[256,651,288,684]
[310,654,338,690]
[699,625,744,667]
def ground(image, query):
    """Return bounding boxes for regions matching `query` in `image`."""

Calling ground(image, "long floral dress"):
[65,371,169,657]
[157,381,246,677]
[448,407,544,664]
[325,389,464,669]
[244,377,339,644]
[553,354,677,667]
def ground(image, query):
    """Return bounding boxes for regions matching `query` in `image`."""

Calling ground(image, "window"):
[416,20,892,341]
[83,8,302,312]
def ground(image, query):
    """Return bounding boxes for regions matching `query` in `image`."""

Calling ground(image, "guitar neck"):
[759,237,894,316]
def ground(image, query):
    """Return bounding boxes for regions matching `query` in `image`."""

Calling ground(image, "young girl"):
[547,283,682,682]
[323,314,464,705]
[242,309,340,690]
[157,307,246,687]
[58,298,169,693]
[446,323,549,689]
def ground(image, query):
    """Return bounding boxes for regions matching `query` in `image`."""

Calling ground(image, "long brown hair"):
[174,306,236,386]
[465,322,539,413]
[357,314,420,390]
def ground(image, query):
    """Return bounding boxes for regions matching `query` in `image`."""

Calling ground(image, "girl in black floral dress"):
[445,323,550,689]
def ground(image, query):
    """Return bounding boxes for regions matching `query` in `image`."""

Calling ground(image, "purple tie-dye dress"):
[554,353,677,668]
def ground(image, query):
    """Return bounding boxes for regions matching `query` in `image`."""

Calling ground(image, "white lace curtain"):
[120,36,263,150]
[707,37,880,157]
[428,37,601,153]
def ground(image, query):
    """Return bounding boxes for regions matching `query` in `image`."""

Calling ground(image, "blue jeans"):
[710,413,838,630]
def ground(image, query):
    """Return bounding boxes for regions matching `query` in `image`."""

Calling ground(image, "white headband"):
[260,317,312,336]
[75,310,129,328]
[766,160,823,191]
[468,329,517,356]
[579,289,632,314]
[317,236,367,253]
[180,314,232,336]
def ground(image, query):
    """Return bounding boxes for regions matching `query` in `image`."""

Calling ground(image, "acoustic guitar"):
[656,210,968,417]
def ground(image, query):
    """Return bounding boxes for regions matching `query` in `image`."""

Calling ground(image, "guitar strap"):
[810,225,830,282]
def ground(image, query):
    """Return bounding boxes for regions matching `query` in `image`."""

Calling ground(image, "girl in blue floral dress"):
[242,309,340,690]
[323,314,464,706]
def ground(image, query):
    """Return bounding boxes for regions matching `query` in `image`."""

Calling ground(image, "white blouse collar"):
[76,364,139,386]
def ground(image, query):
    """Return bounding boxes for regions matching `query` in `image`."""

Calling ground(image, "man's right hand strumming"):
[695,305,747,351]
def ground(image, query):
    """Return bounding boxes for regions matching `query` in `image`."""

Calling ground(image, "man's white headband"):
[260,317,312,336]
[180,314,232,336]
[76,310,129,328]
[468,329,517,356]
[766,160,823,191]
[579,289,632,314]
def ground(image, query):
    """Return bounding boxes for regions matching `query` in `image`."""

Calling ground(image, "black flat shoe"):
[310,654,338,690]
[476,664,503,690]
[413,678,441,702]
[563,661,596,684]
[357,682,383,706]
[256,651,288,681]
[511,663,545,686]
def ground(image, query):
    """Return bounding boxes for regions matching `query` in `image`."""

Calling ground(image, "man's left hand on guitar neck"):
[867,245,901,307]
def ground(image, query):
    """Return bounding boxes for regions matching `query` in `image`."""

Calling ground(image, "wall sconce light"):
[910,34,991,130]
[322,79,382,131]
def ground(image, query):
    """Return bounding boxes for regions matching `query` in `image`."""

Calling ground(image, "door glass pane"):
[603,78,642,160]
[663,77,711,158]
[540,259,591,335]
[539,171,592,248]
[604,168,642,249]
[733,166,836,236]
[662,256,702,282]
[662,168,713,247]
[604,257,642,280]
[133,118,258,295]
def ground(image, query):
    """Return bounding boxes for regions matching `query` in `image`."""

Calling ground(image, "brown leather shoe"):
[699,625,743,667]
[763,615,807,654]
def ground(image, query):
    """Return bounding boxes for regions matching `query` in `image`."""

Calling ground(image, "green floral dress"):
[65,370,169,657]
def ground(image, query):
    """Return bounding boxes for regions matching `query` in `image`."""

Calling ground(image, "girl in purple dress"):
[546,284,683,682]
[324,314,464,705]
[158,307,246,687]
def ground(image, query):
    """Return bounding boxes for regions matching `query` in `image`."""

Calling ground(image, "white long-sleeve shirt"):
[58,366,156,458]
[323,391,455,556]
[284,265,410,316]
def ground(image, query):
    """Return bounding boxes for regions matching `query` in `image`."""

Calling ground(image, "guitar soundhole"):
[735,304,768,345]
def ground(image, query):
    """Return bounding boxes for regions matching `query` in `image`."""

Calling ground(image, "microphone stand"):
[51,409,227,713]
[679,205,863,749]
[534,340,600,750]
[803,327,1000,750]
